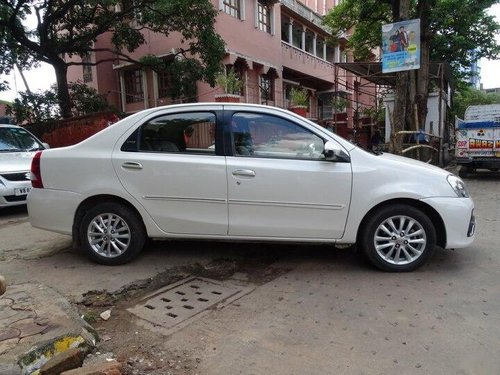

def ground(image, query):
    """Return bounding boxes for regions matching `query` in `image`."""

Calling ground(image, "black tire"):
[80,202,146,265]
[458,166,470,178]
[360,204,436,272]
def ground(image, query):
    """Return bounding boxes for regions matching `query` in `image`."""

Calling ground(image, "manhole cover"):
[128,277,250,335]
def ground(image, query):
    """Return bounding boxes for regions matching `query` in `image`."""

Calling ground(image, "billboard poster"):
[382,19,420,73]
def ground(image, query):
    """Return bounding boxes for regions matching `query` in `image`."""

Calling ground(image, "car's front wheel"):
[80,202,146,265]
[360,204,436,272]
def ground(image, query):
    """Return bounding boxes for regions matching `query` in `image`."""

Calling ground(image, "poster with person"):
[382,19,420,73]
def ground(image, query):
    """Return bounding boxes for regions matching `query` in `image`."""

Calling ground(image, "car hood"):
[377,151,450,177]
[0,151,36,173]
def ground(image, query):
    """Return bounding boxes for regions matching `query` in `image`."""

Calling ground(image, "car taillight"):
[31,151,44,188]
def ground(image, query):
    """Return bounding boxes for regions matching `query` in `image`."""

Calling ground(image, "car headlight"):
[447,175,470,198]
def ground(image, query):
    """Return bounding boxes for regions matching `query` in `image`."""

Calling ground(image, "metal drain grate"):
[128,277,249,334]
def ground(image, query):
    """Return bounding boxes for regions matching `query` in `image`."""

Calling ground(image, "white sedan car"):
[28,104,475,271]
[0,124,47,208]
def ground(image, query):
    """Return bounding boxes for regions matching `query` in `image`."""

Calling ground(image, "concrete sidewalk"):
[0,282,97,374]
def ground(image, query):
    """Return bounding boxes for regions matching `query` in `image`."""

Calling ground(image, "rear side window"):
[121,112,216,154]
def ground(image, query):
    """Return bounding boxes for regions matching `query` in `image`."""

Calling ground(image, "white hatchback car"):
[28,104,475,271]
[0,124,47,208]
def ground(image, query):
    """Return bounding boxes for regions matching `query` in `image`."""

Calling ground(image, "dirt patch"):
[76,250,290,375]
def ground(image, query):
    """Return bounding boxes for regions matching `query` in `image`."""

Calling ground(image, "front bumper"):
[421,196,475,249]
[0,175,32,207]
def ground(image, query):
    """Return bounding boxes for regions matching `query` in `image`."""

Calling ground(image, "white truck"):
[455,104,500,177]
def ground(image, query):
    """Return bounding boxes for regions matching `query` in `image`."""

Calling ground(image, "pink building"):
[67,0,378,133]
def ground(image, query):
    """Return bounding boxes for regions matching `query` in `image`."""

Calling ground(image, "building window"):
[82,55,92,83]
[258,1,271,33]
[157,71,170,98]
[305,30,315,54]
[227,63,245,96]
[223,0,241,18]
[260,74,274,102]
[124,70,143,103]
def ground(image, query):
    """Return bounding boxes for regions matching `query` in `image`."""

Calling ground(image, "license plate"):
[15,187,31,196]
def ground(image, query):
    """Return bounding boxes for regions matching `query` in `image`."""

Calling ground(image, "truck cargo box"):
[455,104,500,177]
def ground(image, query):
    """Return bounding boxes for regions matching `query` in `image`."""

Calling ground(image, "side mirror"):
[42,143,50,149]
[324,141,349,162]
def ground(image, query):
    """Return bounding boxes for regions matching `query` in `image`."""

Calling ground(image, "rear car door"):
[112,107,228,235]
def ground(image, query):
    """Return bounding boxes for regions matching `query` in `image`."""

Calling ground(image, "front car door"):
[225,109,352,239]
[113,107,228,235]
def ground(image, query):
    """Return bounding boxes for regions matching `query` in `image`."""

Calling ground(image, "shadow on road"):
[0,205,28,217]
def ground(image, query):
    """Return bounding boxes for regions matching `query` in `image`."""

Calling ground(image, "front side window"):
[230,113,325,160]
[223,0,241,18]
[124,70,143,103]
[122,112,216,154]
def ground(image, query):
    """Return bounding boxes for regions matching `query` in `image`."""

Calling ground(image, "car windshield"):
[0,127,44,152]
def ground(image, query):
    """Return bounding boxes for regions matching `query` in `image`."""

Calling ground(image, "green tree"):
[452,86,500,119]
[7,82,117,123]
[324,0,500,153]
[0,0,225,118]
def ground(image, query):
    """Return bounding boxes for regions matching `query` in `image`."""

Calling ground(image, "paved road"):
[1,172,499,374]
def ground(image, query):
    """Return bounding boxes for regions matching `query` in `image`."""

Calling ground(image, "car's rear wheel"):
[360,204,436,272]
[80,202,145,265]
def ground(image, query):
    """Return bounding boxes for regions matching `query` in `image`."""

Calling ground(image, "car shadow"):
[142,239,371,274]
[0,205,28,217]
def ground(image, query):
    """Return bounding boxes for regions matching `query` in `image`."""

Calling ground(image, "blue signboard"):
[382,19,420,73]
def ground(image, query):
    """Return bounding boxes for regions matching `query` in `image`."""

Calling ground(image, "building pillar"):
[142,70,148,109]
[335,46,340,63]
[323,42,327,60]
[119,71,126,112]
[313,33,317,56]
[152,70,159,106]
[301,26,306,51]
[288,20,293,45]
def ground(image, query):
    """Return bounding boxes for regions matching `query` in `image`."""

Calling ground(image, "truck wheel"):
[80,202,146,265]
[360,204,436,272]
[458,166,470,178]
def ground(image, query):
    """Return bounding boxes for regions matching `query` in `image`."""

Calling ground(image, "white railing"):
[280,0,332,33]
[281,41,334,68]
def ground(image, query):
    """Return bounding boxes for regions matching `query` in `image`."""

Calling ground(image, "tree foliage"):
[324,0,500,154]
[0,0,226,118]
[6,82,116,124]
[452,87,500,119]
[324,0,500,83]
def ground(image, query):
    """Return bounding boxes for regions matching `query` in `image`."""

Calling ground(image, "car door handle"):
[232,169,256,177]
[122,161,143,170]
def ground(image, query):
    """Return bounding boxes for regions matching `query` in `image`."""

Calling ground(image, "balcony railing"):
[280,0,331,33]
[281,41,334,69]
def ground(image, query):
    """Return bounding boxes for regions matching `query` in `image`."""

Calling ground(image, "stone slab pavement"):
[0,282,96,374]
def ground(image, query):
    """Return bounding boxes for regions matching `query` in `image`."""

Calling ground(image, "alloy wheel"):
[374,215,427,265]
[87,213,131,258]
